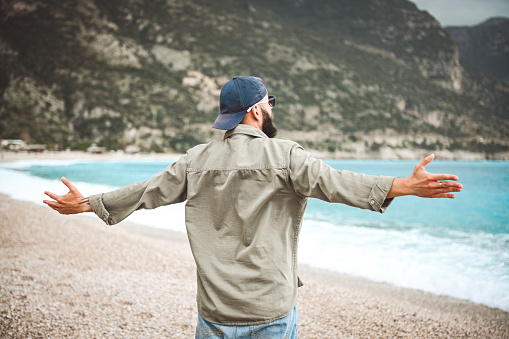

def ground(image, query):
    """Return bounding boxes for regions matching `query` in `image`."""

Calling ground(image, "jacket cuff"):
[368,176,395,213]
[89,193,115,225]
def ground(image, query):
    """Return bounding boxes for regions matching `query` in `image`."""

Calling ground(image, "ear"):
[240,105,264,130]
[251,104,263,123]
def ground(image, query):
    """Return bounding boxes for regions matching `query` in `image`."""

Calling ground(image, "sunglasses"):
[268,95,276,107]
[247,96,276,112]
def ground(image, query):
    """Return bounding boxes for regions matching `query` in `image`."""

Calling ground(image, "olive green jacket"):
[90,124,394,325]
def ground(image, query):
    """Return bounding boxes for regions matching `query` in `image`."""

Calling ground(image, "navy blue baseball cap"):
[212,76,268,130]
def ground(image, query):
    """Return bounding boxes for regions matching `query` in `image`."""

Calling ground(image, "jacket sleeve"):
[89,155,188,225]
[288,145,394,213]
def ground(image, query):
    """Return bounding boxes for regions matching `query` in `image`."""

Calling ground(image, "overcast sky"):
[409,0,509,26]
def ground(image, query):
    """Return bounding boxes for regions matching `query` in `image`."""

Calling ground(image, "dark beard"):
[262,109,278,138]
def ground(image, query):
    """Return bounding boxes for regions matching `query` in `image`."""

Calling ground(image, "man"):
[43,76,463,338]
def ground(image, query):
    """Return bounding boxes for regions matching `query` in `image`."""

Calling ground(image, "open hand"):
[388,154,463,199]
[43,177,92,214]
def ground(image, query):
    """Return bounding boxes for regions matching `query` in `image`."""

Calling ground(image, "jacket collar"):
[223,124,268,140]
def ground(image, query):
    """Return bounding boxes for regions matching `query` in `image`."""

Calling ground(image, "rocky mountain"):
[445,17,509,86]
[1,0,508,158]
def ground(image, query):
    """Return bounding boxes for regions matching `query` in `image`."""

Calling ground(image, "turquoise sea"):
[1,158,508,311]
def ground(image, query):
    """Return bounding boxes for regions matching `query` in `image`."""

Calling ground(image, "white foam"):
[0,159,91,169]
[0,165,187,233]
[0,157,179,170]
[0,167,116,205]
[299,218,509,311]
[124,203,187,233]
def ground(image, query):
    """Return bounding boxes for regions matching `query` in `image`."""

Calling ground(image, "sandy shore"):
[3,148,508,163]
[1,194,508,338]
[0,150,184,163]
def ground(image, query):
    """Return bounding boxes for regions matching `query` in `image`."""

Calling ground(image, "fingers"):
[416,154,435,170]
[43,199,65,213]
[428,180,463,199]
[420,155,459,181]
[43,178,85,214]
[428,173,459,181]
[432,184,462,198]
[61,176,79,193]
[42,199,79,214]
[43,199,58,208]
[422,155,462,199]
[424,153,435,163]
[43,177,82,203]
[432,193,458,199]
[44,191,61,201]
[431,181,463,189]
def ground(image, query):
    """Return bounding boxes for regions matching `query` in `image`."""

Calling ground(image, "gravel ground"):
[1,194,508,338]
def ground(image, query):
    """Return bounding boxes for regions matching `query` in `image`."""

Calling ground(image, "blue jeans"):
[195,305,298,339]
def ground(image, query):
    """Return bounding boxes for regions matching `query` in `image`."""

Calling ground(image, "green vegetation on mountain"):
[1,0,508,158]
[446,18,509,86]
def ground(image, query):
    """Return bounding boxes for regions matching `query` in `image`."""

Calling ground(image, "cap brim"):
[212,110,247,130]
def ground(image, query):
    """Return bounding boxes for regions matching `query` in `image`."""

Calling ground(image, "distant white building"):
[1,139,26,151]
[125,145,140,154]
[87,143,106,154]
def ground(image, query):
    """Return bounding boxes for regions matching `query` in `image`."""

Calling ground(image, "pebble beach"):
[1,194,508,338]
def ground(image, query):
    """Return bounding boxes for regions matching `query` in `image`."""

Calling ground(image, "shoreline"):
[0,150,184,163]
[1,194,508,338]
[1,149,508,163]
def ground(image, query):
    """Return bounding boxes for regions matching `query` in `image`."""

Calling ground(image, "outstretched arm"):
[43,177,93,214]
[387,154,463,199]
